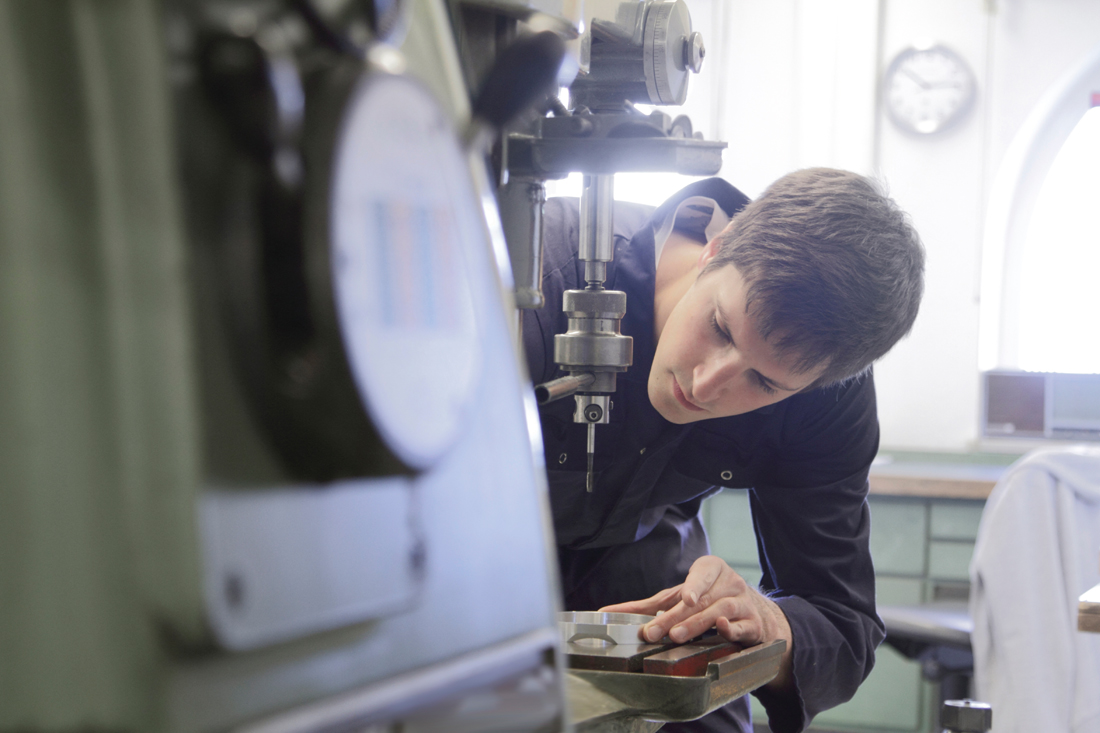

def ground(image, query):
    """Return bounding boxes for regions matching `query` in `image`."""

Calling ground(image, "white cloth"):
[970,446,1100,733]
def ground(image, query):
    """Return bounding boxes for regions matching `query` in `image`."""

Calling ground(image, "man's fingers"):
[682,556,740,608]
[667,595,752,643]
[640,599,693,642]
[598,600,652,614]
[641,593,765,645]
[681,557,723,607]
[598,585,683,616]
[715,615,757,644]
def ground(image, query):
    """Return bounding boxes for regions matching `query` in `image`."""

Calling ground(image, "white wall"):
[708,0,1100,452]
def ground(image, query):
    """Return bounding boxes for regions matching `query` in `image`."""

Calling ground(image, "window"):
[980,43,1100,440]
[980,43,1100,374]
[1016,106,1100,373]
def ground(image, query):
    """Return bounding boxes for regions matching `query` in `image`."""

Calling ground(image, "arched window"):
[980,44,1100,439]
[981,44,1100,373]
[1015,105,1100,373]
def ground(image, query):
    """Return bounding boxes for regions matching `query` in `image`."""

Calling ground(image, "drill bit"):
[586,422,596,492]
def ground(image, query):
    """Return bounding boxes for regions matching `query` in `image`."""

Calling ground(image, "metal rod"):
[578,174,615,288]
[534,373,596,404]
[586,422,596,492]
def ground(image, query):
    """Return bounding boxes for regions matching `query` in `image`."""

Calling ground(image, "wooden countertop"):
[1080,583,1100,633]
[868,454,1014,500]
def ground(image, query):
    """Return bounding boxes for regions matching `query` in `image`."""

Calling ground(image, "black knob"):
[472,31,566,131]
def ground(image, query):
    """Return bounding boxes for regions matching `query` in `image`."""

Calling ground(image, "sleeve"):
[749,373,885,732]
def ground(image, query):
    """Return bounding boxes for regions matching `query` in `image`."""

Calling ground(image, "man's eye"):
[754,374,778,396]
[710,314,732,343]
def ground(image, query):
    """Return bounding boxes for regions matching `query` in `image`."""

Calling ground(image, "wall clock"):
[884,44,976,135]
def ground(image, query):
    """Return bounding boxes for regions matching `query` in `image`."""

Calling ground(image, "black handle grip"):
[472,30,567,130]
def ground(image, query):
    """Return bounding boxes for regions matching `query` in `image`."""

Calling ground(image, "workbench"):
[1080,582,1100,633]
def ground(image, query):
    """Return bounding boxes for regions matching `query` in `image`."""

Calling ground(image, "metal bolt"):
[941,699,992,732]
[584,404,603,422]
[684,32,705,73]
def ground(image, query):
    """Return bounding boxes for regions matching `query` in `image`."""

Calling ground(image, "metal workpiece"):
[559,612,659,645]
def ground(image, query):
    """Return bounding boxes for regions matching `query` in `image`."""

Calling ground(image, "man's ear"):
[697,238,721,270]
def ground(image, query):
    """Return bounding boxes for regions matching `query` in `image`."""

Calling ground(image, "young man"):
[523,168,925,733]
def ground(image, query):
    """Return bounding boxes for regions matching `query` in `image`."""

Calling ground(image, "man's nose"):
[692,352,743,403]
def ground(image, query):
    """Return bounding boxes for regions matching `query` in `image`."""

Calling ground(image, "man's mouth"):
[672,378,705,412]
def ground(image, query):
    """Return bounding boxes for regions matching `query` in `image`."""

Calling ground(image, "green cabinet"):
[702,490,985,732]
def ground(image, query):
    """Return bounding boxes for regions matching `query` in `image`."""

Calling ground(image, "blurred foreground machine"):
[1,1,564,730]
[0,1,778,731]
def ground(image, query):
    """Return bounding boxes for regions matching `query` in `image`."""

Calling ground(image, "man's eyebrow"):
[715,301,800,393]
[750,369,800,393]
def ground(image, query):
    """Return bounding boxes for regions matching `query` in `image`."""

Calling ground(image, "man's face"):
[648,245,822,424]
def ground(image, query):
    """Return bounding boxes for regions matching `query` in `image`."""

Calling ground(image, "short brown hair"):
[703,168,924,387]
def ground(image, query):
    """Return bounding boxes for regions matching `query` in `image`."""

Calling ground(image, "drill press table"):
[558,613,785,731]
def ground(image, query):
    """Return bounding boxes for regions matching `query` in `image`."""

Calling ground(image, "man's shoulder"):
[541,197,656,273]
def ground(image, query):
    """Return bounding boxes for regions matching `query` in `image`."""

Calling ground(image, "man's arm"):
[608,375,884,731]
[600,555,796,694]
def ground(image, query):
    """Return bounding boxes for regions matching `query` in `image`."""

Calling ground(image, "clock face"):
[884,45,976,135]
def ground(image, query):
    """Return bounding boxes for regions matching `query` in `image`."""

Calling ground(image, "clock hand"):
[900,67,931,90]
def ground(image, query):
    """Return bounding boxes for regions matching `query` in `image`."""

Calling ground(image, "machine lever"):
[464,30,566,149]
[534,373,595,404]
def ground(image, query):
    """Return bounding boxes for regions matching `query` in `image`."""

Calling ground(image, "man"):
[523,168,924,732]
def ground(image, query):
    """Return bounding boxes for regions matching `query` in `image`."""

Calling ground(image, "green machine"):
[0,0,572,730]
